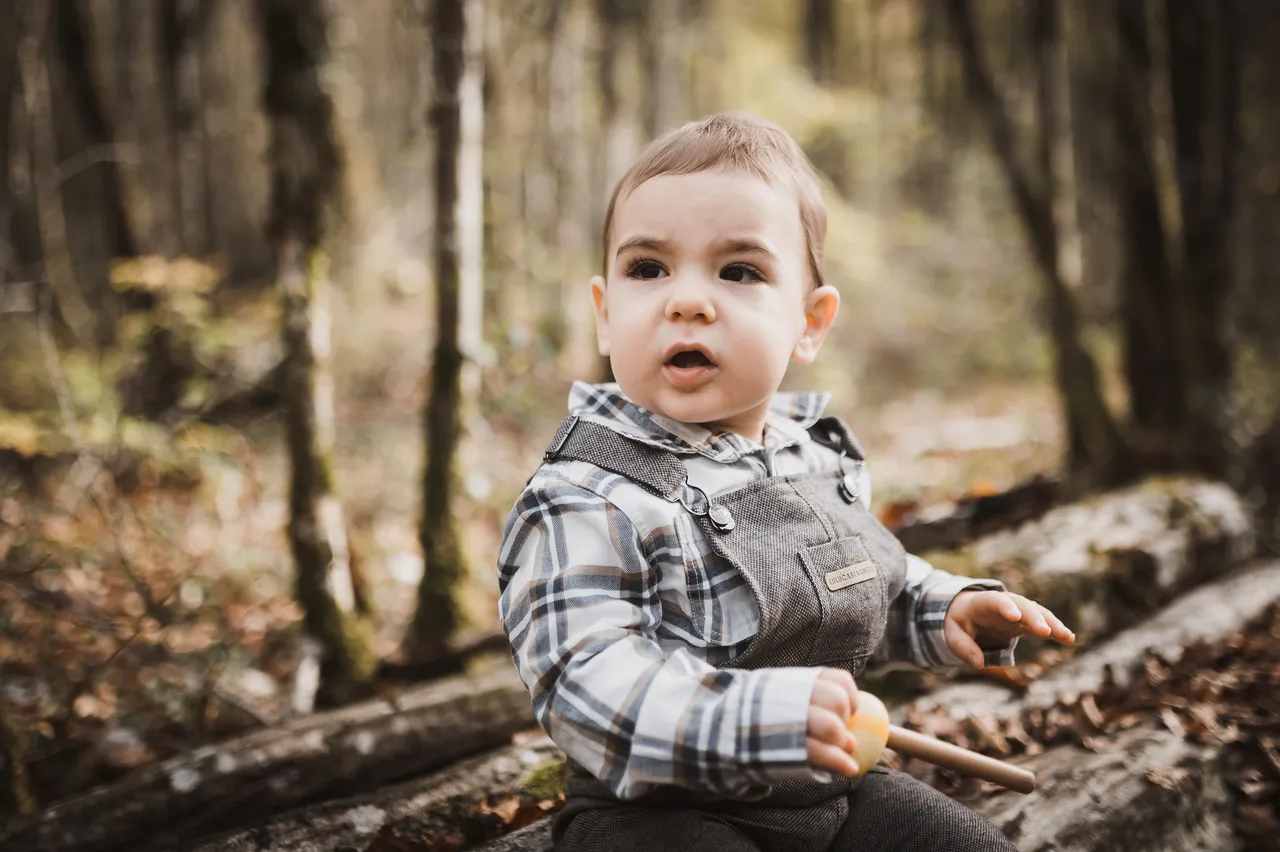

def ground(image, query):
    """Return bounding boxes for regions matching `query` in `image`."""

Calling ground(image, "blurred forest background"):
[1,0,1279,835]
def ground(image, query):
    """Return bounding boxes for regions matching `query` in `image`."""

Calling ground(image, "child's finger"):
[963,590,1021,626]
[1039,604,1076,643]
[812,677,854,722]
[807,737,860,777]
[1010,594,1051,636]
[807,706,856,752]
[944,618,985,669]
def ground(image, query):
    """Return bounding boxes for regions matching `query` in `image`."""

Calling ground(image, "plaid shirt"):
[497,382,1015,800]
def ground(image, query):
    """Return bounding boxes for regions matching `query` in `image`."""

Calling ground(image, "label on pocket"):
[824,560,877,591]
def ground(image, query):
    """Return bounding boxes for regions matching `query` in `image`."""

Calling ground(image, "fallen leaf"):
[1145,765,1190,790]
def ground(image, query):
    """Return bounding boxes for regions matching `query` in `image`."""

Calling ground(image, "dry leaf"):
[476,795,522,823]
[1145,765,1190,790]
[1159,707,1186,738]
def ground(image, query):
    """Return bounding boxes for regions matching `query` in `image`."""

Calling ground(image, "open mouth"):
[667,349,715,369]
[663,345,718,388]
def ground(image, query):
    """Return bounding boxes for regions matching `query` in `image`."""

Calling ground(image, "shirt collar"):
[566,381,831,462]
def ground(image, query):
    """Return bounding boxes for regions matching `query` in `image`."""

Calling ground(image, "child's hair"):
[601,111,828,289]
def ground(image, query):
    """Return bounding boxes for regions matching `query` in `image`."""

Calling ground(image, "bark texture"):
[919,476,1254,650]
[1113,0,1188,460]
[0,668,535,852]
[258,0,374,705]
[406,0,484,665]
[187,737,559,852]
[471,724,1241,852]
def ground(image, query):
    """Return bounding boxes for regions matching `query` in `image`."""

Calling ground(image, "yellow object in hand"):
[846,691,890,775]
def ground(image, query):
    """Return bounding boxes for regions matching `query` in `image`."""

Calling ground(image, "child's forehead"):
[611,170,800,243]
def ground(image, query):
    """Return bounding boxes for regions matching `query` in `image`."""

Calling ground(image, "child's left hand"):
[944,589,1075,669]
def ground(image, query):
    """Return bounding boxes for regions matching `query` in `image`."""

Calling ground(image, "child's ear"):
[590,275,610,356]
[792,285,840,365]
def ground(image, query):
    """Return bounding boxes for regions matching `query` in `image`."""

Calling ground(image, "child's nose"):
[664,282,717,323]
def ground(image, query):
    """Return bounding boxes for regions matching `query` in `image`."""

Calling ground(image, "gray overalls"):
[541,415,1015,852]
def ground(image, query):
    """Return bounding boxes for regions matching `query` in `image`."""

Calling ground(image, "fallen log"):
[891,474,1064,555]
[970,725,1237,852]
[185,736,560,852]
[919,476,1254,650]
[468,725,1237,852]
[866,477,1256,705]
[904,558,1280,723]
[0,666,536,852]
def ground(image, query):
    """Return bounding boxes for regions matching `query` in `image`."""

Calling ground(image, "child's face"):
[591,169,839,440]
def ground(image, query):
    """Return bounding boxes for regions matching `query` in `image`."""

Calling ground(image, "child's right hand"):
[807,668,861,777]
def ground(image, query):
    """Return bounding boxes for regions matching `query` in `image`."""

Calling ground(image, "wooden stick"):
[887,725,1036,794]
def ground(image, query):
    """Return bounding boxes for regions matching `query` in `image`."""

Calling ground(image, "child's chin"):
[651,392,734,426]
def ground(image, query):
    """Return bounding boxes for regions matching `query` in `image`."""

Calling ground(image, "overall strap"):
[807,415,866,461]
[542,415,687,501]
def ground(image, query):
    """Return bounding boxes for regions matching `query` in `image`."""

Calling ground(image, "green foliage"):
[519,755,569,801]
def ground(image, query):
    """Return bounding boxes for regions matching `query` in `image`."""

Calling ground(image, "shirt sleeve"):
[855,465,1017,669]
[497,476,824,800]
[870,554,1019,668]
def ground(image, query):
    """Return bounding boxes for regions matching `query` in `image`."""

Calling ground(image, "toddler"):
[498,112,1073,852]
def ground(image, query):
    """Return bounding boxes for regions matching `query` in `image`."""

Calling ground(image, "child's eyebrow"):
[615,236,672,258]
[714,238,779,261]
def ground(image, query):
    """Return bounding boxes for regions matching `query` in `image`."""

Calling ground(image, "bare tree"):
[405,0,486,665]
[55,0,138,262]
[18,0,96,344]
[0,684,35,817]
[0,1,20,284]
[1111,0,1188,463]
[256,0,374,705]
[159,0,217,257]
[944,0,1129,482]
[802,0,837,82]
[1165,0,1242,475]
[639,0,683,139]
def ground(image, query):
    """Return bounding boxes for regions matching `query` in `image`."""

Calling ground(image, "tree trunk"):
[159,0,216,257]
[257,0,375,706]
[405,0,484,665]
[1165,0,1241,477]
[592,0,631,383]
[17,1,96,343]
[278,239,375,705]
[0,667,537,852]
[1030,0,1083,316]
[638,0,682,139]
[547,0,596,378]
[1112,0,1189,464]
[53,0,138,262]
[0,691,36,819]
[0,0,19,280]
[802,0,837,83]
[944,0,1129,482]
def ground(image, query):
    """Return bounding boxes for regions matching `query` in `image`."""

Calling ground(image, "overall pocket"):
[798,534,889,666]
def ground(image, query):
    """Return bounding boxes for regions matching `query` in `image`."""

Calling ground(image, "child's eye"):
[720,263,765,283]
[626,259,667,280]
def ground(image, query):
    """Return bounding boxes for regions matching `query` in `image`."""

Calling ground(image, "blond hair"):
[601,112,828,288]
